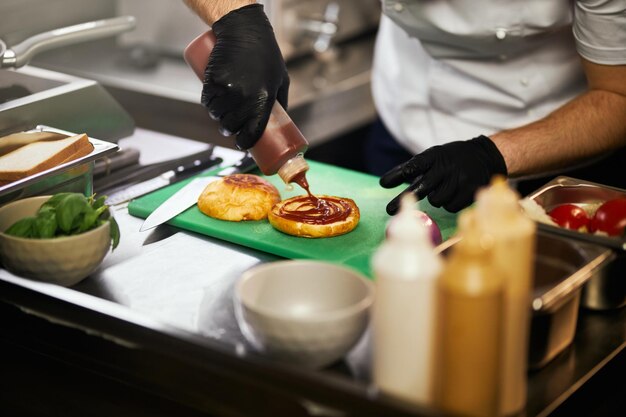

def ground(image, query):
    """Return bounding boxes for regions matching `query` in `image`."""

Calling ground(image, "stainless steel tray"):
[526,176,626,310]
[526,176,626,251]
[0,125,118,204]
[437,231,614,369]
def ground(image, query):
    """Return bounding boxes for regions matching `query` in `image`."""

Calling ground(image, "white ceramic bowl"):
[234,260,374,369]
[0,195,111,286]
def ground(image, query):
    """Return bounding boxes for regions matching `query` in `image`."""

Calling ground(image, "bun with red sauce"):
[268,195,360,238]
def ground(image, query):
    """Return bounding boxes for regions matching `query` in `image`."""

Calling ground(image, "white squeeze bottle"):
[475,176,536,416]
[372,193,443,406]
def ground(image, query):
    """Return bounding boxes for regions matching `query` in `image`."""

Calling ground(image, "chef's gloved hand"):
[380,135,507,214]
[201,4,289,150]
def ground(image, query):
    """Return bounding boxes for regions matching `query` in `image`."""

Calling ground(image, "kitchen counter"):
[0,130,625,416]
[0,209,624,416]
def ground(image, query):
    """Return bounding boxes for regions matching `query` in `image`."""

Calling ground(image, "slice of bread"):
[0,133,93,182]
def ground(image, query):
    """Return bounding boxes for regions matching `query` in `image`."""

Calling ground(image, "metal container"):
[527,176,626,310]
[0,125,118,205]
[437,231,614,369]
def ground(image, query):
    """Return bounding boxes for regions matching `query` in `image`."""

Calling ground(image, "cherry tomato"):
[548,204,590,230]
[588,198,626,236]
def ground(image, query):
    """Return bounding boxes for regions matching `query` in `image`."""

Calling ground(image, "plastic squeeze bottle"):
[474,176,536,416]
[435,210,504,417]
[372,193,443,406]
[184,31,310,187]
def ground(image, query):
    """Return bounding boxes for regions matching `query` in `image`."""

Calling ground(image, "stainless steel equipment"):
[29,0,380,147]
[437,231,614,369]
[0,66,134,143]
[0,125,118,205]
[118,0,380,62]
[1,16,136,69]
[265,0,380,60]
[527,176,626,310]
[0,15,138,143]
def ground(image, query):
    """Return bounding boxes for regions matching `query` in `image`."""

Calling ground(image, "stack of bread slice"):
[0,133,93,185]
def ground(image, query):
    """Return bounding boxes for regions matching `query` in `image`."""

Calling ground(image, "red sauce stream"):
[291,171,316,201]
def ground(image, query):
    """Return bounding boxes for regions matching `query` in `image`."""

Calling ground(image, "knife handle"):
[172,153,222,181]
[217,153,257,177]
[231,153,257,173]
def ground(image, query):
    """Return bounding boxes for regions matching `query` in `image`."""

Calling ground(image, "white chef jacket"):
[372,0,626,154]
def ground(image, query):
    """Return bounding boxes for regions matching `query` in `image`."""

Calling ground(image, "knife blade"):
[104,152,222,206]
[139,153,257,232]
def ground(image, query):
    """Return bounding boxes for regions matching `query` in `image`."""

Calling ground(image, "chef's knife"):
[104,152,222,206]
[139,153,257,232]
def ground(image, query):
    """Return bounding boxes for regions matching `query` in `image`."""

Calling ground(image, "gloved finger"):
[235,93,273,149]
[219,112,247,137]
[204,93,242,124]
[200,66,228,99]
[442,187,476,213]
[426,177,458,209]
[379,154,430,188]
[385,175,439,215]
[276,75,290,110]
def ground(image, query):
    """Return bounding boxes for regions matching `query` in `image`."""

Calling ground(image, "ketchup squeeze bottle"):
[184,31,310,187]
[372,193,442,406]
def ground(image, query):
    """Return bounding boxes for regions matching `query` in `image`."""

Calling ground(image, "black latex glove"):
[201,4,289,150]
[380,135,507,214]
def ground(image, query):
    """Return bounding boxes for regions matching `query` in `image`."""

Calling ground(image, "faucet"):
[0,16,136,69]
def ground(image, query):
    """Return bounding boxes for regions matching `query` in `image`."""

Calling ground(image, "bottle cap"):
[277,154,309,185]
[377,193,443,282]
[475,175,520,218]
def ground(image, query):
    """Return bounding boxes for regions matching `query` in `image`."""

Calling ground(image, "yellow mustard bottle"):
[475,176,536,416]
[435,210,503,417]
[372,193,443,406]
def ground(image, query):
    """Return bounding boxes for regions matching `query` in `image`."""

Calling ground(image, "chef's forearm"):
[491,60,626,177]
[183,0,255,24]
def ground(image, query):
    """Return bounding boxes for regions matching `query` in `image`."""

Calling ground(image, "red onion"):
[386,210,443,246]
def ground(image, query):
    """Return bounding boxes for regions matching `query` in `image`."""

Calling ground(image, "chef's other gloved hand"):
[201,4,289,150]
[380,135,507,214]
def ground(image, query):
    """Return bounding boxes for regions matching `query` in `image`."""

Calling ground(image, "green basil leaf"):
[56,193,90,233]
[33,214,57,238]
[5,217,36,238]
[40,192,75,211]
[109,216,120,250]
[79,204,107,233]
[37,203,56,217]
[93,195,106,211]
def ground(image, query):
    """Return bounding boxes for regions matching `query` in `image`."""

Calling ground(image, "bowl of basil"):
[0,193,120,286]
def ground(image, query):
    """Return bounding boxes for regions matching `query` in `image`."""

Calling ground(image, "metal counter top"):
[0,130,624,416]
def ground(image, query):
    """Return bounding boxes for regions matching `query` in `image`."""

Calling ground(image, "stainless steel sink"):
[0,15,137,142]
[0,66,134,142]
[0,70,64,104]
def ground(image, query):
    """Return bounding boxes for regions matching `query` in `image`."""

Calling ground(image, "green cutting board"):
[128,160,458,278]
